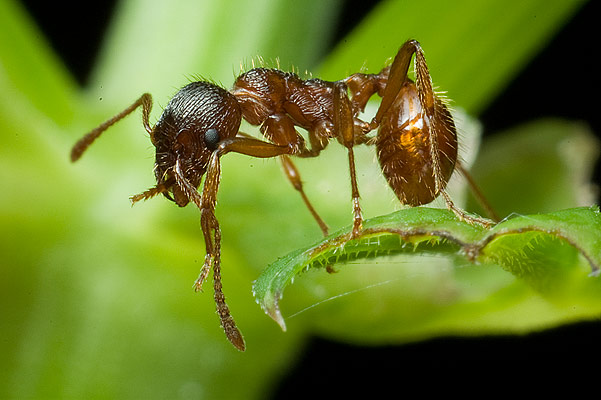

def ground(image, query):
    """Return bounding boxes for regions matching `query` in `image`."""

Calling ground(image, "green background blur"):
[1,0,598,398]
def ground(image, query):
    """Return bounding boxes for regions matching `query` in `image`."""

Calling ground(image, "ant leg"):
[171,159,213,293]
[438,188,494,227]
[71,93,153,161]
[196,135,304,260]
[370,41,419,129]
[280,155,329,236]
[456,162,500,222]
[334,82,363,237]
[130,183,168,204]
[202,154,245,350]
[258,115,330,235]
[130,177,177,205]
[365,41,442,132]
[410,44,494,227]
[183,136,293,351]
[372,40,494,227]
[172,153,245,351]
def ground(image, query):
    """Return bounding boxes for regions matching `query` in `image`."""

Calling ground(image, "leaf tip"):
[270,294,288,332]
[260,291,287,331]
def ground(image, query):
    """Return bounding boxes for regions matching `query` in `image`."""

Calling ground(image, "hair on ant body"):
[71,39,496,351]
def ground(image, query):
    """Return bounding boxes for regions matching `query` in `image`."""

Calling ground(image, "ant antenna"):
[71,94,153,162]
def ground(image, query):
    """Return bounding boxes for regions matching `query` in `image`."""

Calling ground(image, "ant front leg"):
[186,136,293,351]
[171,159,209,290]
[333,82,363,238]
[198,153,247,351]
[172,153,245,351]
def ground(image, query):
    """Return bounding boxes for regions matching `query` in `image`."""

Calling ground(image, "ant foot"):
[193,258,212,292]
[192,279,204,292]
[351,222,363,239]
[351,198,363,238]
[351,228,362,238]
[455,209,495,228]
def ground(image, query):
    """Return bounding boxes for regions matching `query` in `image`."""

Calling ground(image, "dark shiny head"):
[151,81,242,206]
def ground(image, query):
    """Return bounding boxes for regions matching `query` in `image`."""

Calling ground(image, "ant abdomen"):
[376,80,457,206]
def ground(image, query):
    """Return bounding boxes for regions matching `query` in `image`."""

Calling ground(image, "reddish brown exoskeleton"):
[71,39,496,351]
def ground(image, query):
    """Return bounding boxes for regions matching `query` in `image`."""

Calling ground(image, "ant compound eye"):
[204,128,220,150]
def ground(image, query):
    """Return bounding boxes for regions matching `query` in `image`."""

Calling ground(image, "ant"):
[71,39,497,352]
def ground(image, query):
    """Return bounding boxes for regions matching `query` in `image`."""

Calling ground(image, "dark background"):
[20,0,600,394]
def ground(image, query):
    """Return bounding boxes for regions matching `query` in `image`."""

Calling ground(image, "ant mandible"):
[71,39,496,352]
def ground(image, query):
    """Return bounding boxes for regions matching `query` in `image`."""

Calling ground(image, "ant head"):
[72,82,242,208]
[146,81,242,207]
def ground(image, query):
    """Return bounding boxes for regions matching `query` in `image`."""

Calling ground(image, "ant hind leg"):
[280,155,330,236]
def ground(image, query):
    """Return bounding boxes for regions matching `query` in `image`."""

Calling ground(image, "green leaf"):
[254,207,601,332]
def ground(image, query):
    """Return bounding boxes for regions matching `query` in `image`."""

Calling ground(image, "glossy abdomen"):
[376,81,457,206]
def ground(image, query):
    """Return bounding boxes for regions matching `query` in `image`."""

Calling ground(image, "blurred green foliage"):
[0,0,596,398]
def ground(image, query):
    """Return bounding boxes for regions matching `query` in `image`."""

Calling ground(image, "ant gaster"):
[71,39,496,352]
